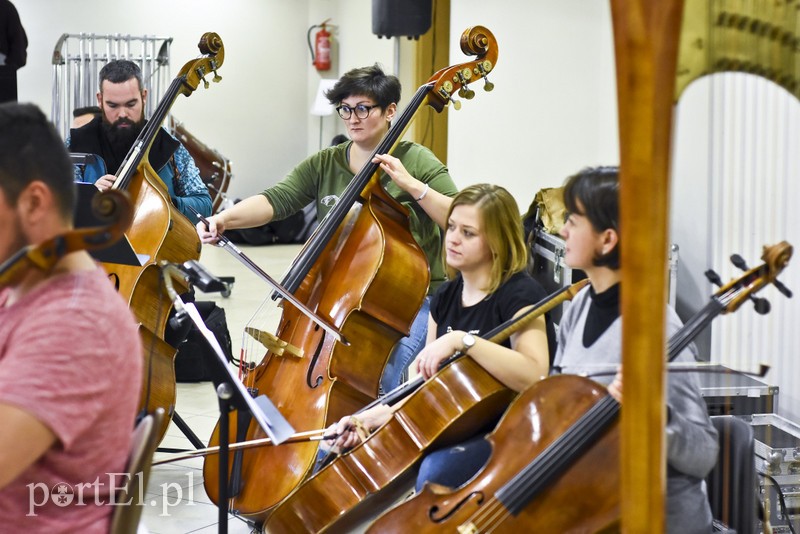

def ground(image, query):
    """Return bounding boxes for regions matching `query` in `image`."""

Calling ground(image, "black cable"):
[757,469,798,534]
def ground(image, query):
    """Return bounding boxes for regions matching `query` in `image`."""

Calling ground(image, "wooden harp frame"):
[611,0,798,530]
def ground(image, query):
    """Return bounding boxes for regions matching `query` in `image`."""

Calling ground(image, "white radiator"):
[672,72,800,421]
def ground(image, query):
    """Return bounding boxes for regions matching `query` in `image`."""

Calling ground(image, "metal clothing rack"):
[51,33,173,139]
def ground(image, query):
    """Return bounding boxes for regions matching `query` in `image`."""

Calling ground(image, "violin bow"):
[191,207,348,345]
[370,278,590,411]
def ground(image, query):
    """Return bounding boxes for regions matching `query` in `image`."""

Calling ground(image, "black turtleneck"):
[582,282,620,348]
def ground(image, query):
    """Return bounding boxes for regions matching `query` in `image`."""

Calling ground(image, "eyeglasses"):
[336,103,379,120]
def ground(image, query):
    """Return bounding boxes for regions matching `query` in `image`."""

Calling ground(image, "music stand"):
[69,152,97,168]
[163,264,294,533]
[73,183,143,266]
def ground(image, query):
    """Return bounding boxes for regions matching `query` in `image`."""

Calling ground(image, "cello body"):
[264,356,517,534]
[202,176,430,522]
[366,375,620,534]
[104,161,200,338]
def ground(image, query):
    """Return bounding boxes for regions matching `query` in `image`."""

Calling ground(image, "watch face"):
[462,333,476,351]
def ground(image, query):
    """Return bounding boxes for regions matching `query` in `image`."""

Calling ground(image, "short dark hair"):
[72,105,101,118]
[563,166,620,269]
[324,63,401,108]
[99,60,144,92]
[330,134,348,146]
[0,103,76,219]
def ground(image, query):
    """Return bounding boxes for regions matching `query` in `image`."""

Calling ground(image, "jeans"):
[379,296,430,395]
[415,435,492,492]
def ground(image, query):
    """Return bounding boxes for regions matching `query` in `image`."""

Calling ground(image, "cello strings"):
[460,396,619,532]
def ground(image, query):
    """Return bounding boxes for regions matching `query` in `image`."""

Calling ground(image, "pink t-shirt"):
[0,267,142,532]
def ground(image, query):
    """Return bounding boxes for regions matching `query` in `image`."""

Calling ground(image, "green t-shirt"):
[262,140,458,293]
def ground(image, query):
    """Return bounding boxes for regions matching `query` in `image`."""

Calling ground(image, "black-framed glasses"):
[336,104,379,120]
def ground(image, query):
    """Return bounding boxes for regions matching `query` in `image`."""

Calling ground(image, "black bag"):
[225,202,317,245]
[174,301,234,382]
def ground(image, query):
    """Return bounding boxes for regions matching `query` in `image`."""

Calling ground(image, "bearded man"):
[67,59,211,219]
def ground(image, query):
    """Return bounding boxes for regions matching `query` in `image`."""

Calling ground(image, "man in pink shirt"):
[0,103,142,532]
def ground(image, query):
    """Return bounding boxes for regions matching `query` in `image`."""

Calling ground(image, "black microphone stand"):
[160,261,294,533]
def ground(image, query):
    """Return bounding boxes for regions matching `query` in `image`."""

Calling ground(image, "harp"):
[610,0,799,530]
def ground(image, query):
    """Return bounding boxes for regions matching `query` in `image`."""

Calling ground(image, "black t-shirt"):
[430,271,555,361]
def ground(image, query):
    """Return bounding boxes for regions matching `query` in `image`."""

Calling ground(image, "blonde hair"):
[443,183,528,294]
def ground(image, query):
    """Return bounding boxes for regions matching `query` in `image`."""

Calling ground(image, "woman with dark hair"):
[326,183,553,491]
[554,166,718,534]
[198,64,459,392]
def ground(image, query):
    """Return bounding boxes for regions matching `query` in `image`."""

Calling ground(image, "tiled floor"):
[142,243,302,534]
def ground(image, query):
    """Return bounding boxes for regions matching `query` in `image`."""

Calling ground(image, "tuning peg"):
[730,253,748,270]
[483,77,495,92]
[458,86,475,100]
[448,96,462,111]
[202,77,210,90]
[705,269,723,286]
[730,253,793,298]
[773,279,793,299]
[752,297,771,315]
[213,71,222,83]
[707,267,770,312]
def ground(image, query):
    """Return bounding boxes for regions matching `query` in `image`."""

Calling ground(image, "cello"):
[365,242,792,533]
[0,189,133,287]
[202,26,499,524]
[263,281,587,534]
[103,33,225,441]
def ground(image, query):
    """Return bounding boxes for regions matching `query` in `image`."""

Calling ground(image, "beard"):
[100,114,146,171]
[0,213,28,266]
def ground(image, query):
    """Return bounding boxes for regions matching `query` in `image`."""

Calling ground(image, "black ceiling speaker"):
[372,0,433,39]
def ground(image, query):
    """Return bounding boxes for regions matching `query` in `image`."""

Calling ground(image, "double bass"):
[203,26,499,524]
[103,33,225,440]
[366,242,792,533]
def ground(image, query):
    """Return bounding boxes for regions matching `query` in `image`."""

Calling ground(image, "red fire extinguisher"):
[308,20,332,71]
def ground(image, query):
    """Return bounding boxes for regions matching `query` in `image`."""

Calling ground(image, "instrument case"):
[698,366,779,416]
[744,413,800,532]
[528,229,586,328]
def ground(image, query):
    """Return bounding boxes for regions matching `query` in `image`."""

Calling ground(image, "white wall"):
[448,0,618,207]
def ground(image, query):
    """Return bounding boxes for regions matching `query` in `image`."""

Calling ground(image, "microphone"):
[178,259,227,293]
[160,260,227,333]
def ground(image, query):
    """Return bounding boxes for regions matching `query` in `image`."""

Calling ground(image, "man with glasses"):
[197,63,458,393]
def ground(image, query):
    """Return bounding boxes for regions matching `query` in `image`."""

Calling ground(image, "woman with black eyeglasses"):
[197,63,458,393]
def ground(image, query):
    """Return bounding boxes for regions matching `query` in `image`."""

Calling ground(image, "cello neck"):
[279,25,498,297]
[279,83,434,295]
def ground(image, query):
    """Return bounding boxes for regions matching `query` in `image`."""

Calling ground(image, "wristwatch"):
[460,333,476,354]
